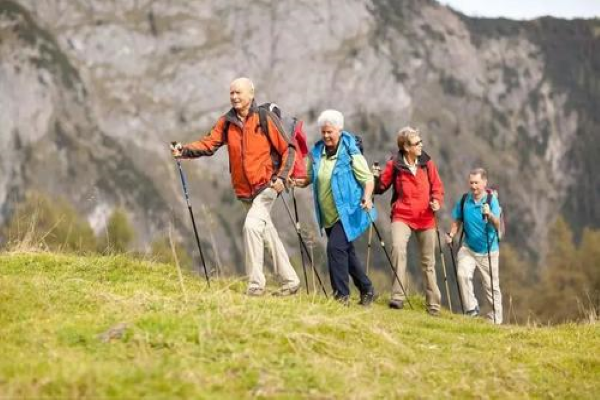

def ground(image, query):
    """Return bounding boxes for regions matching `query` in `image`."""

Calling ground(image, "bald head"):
[230,77,254,115]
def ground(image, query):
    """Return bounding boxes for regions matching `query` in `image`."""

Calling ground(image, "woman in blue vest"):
[295,110,377,305]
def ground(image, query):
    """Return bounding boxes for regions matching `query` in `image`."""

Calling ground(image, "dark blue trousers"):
[325,221,373,299]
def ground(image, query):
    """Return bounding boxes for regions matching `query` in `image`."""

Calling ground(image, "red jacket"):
[181,102,295,201]
[375,151,444,230]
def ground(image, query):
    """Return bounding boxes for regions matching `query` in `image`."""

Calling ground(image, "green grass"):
[1,253,598,399]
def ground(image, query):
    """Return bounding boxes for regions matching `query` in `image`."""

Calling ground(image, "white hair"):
[231,77,254,94]
[317,109,344,130]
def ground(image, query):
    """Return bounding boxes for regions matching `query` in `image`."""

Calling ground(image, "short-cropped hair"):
[317,109,344,130]
[397,126,420,150]
[469,168,488,180]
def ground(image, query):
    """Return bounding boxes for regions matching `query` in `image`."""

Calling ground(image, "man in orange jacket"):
[171,77,300,296]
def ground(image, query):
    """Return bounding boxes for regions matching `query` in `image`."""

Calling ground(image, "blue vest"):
[310,132,377,242]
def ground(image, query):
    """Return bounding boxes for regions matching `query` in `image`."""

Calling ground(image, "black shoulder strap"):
[391,156,403,205]
[258,106,276,149]
[424,162,433,200]
[222,120,230,143]
[459,193,468,220]
[485,189,494,206]
[458,193,469,247]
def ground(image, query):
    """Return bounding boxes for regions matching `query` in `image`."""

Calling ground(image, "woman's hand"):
[361,198,373,211]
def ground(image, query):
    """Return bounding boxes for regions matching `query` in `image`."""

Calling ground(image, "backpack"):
[222,103,309,178]
[459,187,505,242]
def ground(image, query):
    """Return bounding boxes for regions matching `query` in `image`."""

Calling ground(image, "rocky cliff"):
[1,0,598,268]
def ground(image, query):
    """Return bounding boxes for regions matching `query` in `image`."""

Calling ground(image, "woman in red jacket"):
[375,127,444,315]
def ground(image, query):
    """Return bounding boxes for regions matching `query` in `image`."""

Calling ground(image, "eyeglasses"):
[409,140,423,147]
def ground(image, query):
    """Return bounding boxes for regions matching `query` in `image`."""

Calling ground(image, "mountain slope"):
[0,1,173,244]
[2,0,599,266]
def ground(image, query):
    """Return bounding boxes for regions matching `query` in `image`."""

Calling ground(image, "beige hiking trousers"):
[391,221,441,311]
[457,246,503,324]
[242,188,300,291]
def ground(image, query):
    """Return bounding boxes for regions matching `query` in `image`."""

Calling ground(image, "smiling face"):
[404,135,423,158]
[229,78,254,114]
[469,172,487,198]
[321,123,341,149]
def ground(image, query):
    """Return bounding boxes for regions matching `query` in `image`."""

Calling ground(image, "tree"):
[2,191,96,253]
[99,209,135,253]
[535,216,586,323]
[149,236,192,270]
[499,243,533,324]
[577,228,600,319]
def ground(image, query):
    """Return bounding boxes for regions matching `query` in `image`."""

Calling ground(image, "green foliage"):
[2,192,96,253]
[0,253,598,398]
[534,216,599,323]
[98,209,135,254]
[500,243,534,324]
[149,236,192,270]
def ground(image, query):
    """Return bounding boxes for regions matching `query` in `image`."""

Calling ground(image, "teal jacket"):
[310,131,377,242]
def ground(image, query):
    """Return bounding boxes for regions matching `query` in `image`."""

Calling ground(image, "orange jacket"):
[182,103,296,201]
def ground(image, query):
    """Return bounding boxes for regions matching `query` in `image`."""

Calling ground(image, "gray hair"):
[317,109,344,130]
[397,126,420,150]
[469,168,488,180]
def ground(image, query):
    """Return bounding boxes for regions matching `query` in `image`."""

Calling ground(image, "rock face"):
[1,0,599,266]
[0,1,172,245]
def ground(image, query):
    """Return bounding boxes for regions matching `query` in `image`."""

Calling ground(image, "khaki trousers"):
[391,221,441,311]
[243,188,299,290]
[457,246,503,324]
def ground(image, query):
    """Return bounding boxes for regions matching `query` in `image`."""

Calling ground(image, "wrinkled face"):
[469,173,487,198]
[321,123,341,148]
[404,135,423,157]
[229,81,253,112]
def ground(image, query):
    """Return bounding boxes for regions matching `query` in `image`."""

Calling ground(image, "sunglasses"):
[408,139,423,147]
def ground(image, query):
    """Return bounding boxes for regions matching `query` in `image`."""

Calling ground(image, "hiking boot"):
[388,299,404,310]
[335,296,350,307]
[246,287,265,297]
[271,285,300,297]
[427,308,441,317]
[466,306,480,317]
[359,291,377,307]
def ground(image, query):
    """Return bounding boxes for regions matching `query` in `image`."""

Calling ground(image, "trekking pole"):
[280,193,329,298]
[364,210,413,310]
[291,188,310,294]
[365,162,380,274]
[365,225,374,274]
[172,155,210,287]
[434,216,453,312]
[447,241,465,314]
[484,219,498,324]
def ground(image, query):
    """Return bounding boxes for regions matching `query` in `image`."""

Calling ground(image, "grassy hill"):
[1,253,598,399]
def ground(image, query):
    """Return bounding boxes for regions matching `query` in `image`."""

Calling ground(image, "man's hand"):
[430,199,440,212]
[371,163,381,178]
[271,178,285,194]
[170,142,183,158]
[445,232,454,245]
[361,198,373,211]
[482,203,491,217]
